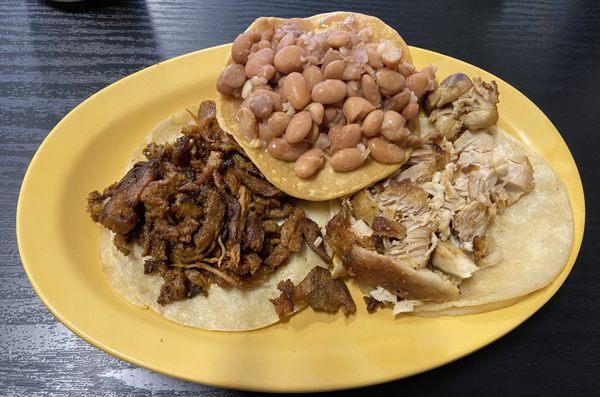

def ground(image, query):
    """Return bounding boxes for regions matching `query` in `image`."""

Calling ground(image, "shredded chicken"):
[325,126,534,307]
[427,75,499,140]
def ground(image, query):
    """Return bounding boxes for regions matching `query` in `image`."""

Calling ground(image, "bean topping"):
[294,148,325,178]
[282,72,311,110]
[267,138,310,162]
[311,79,347,104]
[218,18,438,177]
[343,97,375,123]
[285,111,313,143]
[368,137,406,164]
[274,45,306,74]
[330,148,368,172]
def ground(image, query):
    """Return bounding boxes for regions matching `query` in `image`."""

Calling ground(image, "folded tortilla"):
[216,12,414,201]
[98,105,330,331]
[413,128,573,314]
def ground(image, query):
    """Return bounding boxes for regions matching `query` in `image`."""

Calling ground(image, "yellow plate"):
[16,44,584,392]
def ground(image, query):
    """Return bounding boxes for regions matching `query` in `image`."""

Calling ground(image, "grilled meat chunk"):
[270,267,356,320]
[233,167,283,198]
[88,161,158,234]
[345,246,459,301]
[301,218,332,264]
[371,216,406,240]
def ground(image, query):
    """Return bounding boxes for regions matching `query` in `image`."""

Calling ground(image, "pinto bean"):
[384,88,411,112]
[375,69,405,97]
[406,71,431,99]
[401,101,419,120]
[307,102,325,124]
[274,45,306,74]
[330,123,362,153]
[368,137,406,164]
[254,88,282,111]
[330,148,368,172]
[327,30,351,48]
[342,96,375,123]
[311,79,347,105]
[366,43,383,68]
[362,109,384,137]
[303,65,324,90]
[259,111,290,141]
[397,62,416,77]
[380,110,407,141]
[324,107,339,124]
[342,63,364,81]
[284,111,313,143]
[377,40,402,69]
[346,80,361,97]
[232,31,260,64]
[246,92,273,120]
[322,48,342,68]
[255,64,276,80]
[282,72,311,110]
[253,19,274,41]
[216,64,246,96]
[323,59,346,79]
[237,106,259,141]
[267,138,310,162]
[361,74,381,108]
[245,48,275,78]
[294,148,325,178]
[258,40,271,50]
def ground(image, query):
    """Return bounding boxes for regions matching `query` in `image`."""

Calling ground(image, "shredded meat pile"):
[87,101,333,306]
[325,77,534,311]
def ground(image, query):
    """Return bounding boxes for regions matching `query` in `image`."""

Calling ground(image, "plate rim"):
[16,44,585,392]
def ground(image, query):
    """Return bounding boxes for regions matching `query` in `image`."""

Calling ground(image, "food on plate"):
[325,84,573,315]
[216,12,438,200]
[87,101,344,331]
[270,266,356,320]
[84,13,575,327]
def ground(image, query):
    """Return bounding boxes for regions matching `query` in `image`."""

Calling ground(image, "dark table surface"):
[1,0,599,395]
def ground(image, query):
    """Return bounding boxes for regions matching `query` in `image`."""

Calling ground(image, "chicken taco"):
[87,101,353,331]
[323,73,573,316]
[216,12,440,200]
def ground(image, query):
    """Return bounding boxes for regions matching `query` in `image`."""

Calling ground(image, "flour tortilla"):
[99,105,330,331]
[414,127,573,314]
[216,12,414,201]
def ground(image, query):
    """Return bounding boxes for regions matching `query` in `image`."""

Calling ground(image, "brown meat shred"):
[301,218,332,264]
[86,100,328,306]
[242,210,265,252]
[270,267,356,320]
[363,295,383,313]
[157,268,189,305]
[233,167,283,198]
[371,216,406,240]
[87,161,157,234]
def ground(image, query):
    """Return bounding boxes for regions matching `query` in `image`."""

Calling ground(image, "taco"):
[323,72,573,316]
[215,12,439,200]
[87,101,349,331]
